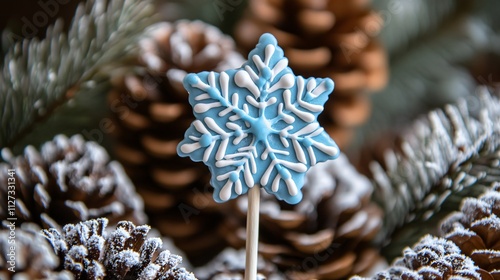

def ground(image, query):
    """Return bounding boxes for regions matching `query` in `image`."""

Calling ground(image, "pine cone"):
[42,218,197,279]
[109,20,244,265]
[353,235,486,280]
[234,0,388,148]
[0,134,146,230]
[194,248,285,280]
[224,154,384,279]
[0,223,73,279]
[440,183,500,278]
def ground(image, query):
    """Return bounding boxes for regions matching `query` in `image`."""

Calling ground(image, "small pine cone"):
[440,184,500,278]
[42,218,197,279]
[194,248,285,280]
[224,154,384,279]
[234,0,388,148]
[0,134,146,230]
[0,223,73,279]
[108,20,244,265]
[353,235,486,280]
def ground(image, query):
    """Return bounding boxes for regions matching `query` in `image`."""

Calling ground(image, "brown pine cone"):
[352,235,487,280]
[108,20,244,265]
[42,218,197,279]
[440,183,500,278]
[0,134,146,230]
[234,0,388,148]
[194,248,285,280]
[0,223,73,279]
[224,154,384,279]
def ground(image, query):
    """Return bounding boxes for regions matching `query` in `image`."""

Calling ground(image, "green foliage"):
[372,0,461,55]
[353,1,500,151]
[0,0,156,150]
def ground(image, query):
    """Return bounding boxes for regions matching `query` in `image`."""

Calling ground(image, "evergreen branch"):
[0,0,155,148]
[370,88,500,248]
[358,14,497,146]
[373,0,461,55]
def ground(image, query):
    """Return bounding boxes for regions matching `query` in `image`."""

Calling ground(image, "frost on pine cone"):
[224,154,383,279]
[352,235,487,280]
[0,134,145,230]
[194,248,285,280]
[440,183,500,278]
[42,218,197,280]
[108,20,244,265]
[234,0,388,148]
[0,223,73,280]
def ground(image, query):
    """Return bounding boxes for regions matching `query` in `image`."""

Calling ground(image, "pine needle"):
[0,0,155,148]
[371,88,500,252]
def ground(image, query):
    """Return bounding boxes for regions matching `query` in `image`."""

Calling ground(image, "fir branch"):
[370,88,500,248]
[0,0,155,148]
[373,0,461,55]
[361,16,496,145]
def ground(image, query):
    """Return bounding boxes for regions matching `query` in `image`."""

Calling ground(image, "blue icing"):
[177,33,340,204]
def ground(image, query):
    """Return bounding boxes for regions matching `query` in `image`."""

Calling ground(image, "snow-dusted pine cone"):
[224,154,384,279]
[0,134,145,230]
[42,218,197,279]
[194,248,285,280]
[0,223,72,279]
[234,0,388,148]
[352,235,487,279]
[108,20,244,265]
[440,183,500,278]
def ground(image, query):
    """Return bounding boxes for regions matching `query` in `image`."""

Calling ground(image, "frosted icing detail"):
[177,33,339,204]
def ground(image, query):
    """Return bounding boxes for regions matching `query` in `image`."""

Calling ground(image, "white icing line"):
[235,70,261,98]
[292,139,307,164]
[180,142,201,154]
[205,117,228,136]
[294,122,320,137]
[307,145,316,165]
[220,72,230,100]
[193,120,210,134]
[244,162,254,187]
[203,142,215,162]
[311,80,330,97]
[284,90,314,122]
[271,59,288,81]
[284,177,298,196]
[279,160,307,173]
[216,138,229,160]
[264,44,274,66]
[267,73,295,93]
[194,102,222,113]
[272,174,281,192]
[219,180,232,201]
[235,179,242,195]
[261,160,276,186]
[313,141,339,156]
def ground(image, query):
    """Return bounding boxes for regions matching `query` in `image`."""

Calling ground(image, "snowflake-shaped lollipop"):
[177,33,339,204]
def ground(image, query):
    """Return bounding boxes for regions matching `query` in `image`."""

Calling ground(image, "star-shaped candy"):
[177,33,339,204]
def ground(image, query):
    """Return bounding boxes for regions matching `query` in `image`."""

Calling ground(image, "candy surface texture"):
[177,33,339,204]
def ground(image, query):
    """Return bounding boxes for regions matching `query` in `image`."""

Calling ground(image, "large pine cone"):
[109,20,244,265]
[0,134,145,230]
[42,218,197,279]
[440,183,500,279]
[0,223,72,279]
[353,235,487,279]
[234,0,388,148]
[224,154,384,279]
